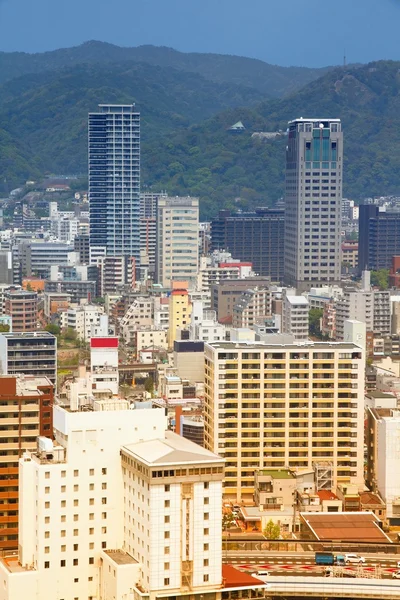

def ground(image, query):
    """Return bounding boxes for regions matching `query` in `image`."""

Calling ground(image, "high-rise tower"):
[88,104,140,260]
[284,118,343,292]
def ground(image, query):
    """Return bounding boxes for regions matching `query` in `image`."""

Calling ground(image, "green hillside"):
[0,61,266,184]
[0,40,333,97]
[1,59,400,219]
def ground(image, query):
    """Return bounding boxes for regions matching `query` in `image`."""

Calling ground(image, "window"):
[45,487,50,494]
[89,469,94,476]
[102,468,107,475]
[89,483,94,491]
[61,486,66,493]
[102,512,107,519]
[61,515,66,523]
[73,559,78,566]
[204,575,209,582]
[45,502,50,509]
[73,579,78,583]
[61,500,66,508]
[89,557,94,565]
[89,513,94,521]
[89,528,94,535]
[164,578,170,586]
[165,485,170,492]
[45,531,50,539]
[102,483,107,490]
[204,513,209,521]
[204,528,209,535]
[164,531,170,539]
[61,545,66,552]
[102,542,106,549]
[102,527,107,534]
[60,560,66,567]
[74,470,79,477]
[164,516,170,524]
[45,472,50,479]
[165,500,170,508]
[45,547,50,554]
[204,543,209,551]
[204,559,209,567]
[89,543,94,550]
[44,562,50,569]
[164,547,170,555]
[45,516,50,524]
[74,500,79,507]
[204,482,209,490]
[61,530,66,537]
[74,485,79,492]
[73,529,78,536]
[73,544,78,551]
[204,497,209,505]
[89,498,94,505]
[102,498,107,505]
[164,562,170,570]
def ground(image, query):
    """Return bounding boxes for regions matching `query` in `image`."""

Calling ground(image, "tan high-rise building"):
[156,196,199,288]
[4,290,38,332]
[204,341,364,502]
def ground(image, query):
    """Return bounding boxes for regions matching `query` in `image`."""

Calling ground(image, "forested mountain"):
[0,40,333,96]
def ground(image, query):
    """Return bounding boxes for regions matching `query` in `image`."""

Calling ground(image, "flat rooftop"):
[207,341,360,351]
[122,430,223,466]
[300,512,391,543]
[104,550,138,566]
[257,469,294,479]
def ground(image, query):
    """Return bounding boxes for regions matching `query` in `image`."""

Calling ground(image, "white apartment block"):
[60,303,106,342]
[156,197,199,289]
[197,254,253,294]
[120,297,154,344]
[135,329,168,354]
[0,401,225,600]
[204,341,365,502]
[282,293,309,341]
[190,301,225,343]
[376,412,400,526]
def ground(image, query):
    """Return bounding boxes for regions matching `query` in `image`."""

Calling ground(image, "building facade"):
[89,104,140,260]
[359,205,400,273]
[4,289,38,332]
[204,341,364,502]
[210,208,285,280]
[156,197,199,288]
[284,119,343,291]
[0,332,57,385]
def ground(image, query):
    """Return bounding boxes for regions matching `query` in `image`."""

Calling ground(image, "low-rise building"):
[0,332,57,385]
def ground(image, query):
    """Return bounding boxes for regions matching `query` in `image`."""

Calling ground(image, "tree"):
[222,512,236,532]
[63,327,77,342]
[309,308,323,338]
[263,519,280,540]
[45,323,60,336]
[93,296,105,305]
[371,269,389,290]
[0,324,9,333]
[144,377,154,395]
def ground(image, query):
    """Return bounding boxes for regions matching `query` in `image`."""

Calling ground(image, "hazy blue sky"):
[0,0,399,67]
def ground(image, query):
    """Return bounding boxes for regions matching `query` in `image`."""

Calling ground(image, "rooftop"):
[104,550,138,566]
[207,341,361,351]
[257,468,294,480]
[286,295,309,305]
[222,565,267,590]
[317,490,339,501]
[122,430,223,467]
[300,512,391,543]
[366,391,396,399]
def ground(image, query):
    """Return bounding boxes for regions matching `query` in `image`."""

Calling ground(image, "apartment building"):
[4,289,38,332]
[0,375,53,551]
[0,401,224,600]
[156,196,199,288]
[0,332,57,385]
[204,341,365,502]
[210,277,271,323]
[232,287,272,329]
[168,284,192,348]
[282,293,309,341]
[120,297,154,344]
[60,303,106,342]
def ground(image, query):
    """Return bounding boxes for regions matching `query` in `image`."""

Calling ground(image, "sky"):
[0,0,399,67]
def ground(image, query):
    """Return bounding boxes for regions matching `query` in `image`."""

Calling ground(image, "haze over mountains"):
[0,41,399,218]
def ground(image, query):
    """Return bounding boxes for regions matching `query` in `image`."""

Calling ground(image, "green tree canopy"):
[263,519,280,540]
[309,308,324,338]
[45,323,60,335]
[370,269,389,290]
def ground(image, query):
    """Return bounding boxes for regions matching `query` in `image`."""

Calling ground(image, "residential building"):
[181,416,204,447]
[44,279,97,304]
[359,204,400,273]
[0,375,53,550]
[156,196,199,288]
[168,283,192,348]
[89,104,140,260]
[190,301,225,343]
[254,468,296,510]
[174,340,205,383]
[43,292,70,319]
[120,297,154,344]
[4,289,38,332]
[0,400,225,600]
[0,251,13,285]
[210,208,285,280]
[232,287,272,329]
[197,254,253,293]
[375,409,400,526]
[0,332,57,385]
[98,255,135,295]
[210,276,271,323]
[284,118,343,291]
[204,341,364,501]
[134,329,168,355]
[341,241,358,269]
[90,336,119,396]
[282,293,309,341]
[60,303,107,342]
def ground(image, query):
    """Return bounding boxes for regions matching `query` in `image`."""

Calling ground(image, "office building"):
[210,208,285,280]
[0,400,225,600]
[284,118,343,291]
[204,341,364,501]
[359,205,400,273]
[18,241,73,279]
[4,289,38,332]
[73,234,90,264]
[156,196,199,288]
[44,279,97,304]
[374,409,400,526]
[341,241,358,269]
[168,283,192,348]
[0,375,53,551]
[0,251,13,285]
[0,332,57,385]
[89,104,140,260]
[98,255,135,295]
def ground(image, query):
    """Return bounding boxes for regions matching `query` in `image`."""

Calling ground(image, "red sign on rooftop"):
[90,337,119,348]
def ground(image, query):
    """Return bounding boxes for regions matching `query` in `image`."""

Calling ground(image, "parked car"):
[253,570,270,579]
[393,570,400,579]
[345,554,365,564]
[397,561,400,569]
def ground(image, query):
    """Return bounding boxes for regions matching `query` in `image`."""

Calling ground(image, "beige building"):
[232,287,271,329]
[156,196,199,288]
[204,341,365,502]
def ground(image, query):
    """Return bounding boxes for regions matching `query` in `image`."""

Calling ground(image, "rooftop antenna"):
[343,49,347,68]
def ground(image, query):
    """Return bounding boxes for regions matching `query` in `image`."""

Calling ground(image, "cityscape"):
[2,4,400,600]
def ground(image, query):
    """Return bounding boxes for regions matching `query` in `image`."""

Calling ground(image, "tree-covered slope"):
[0,40,333,97]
